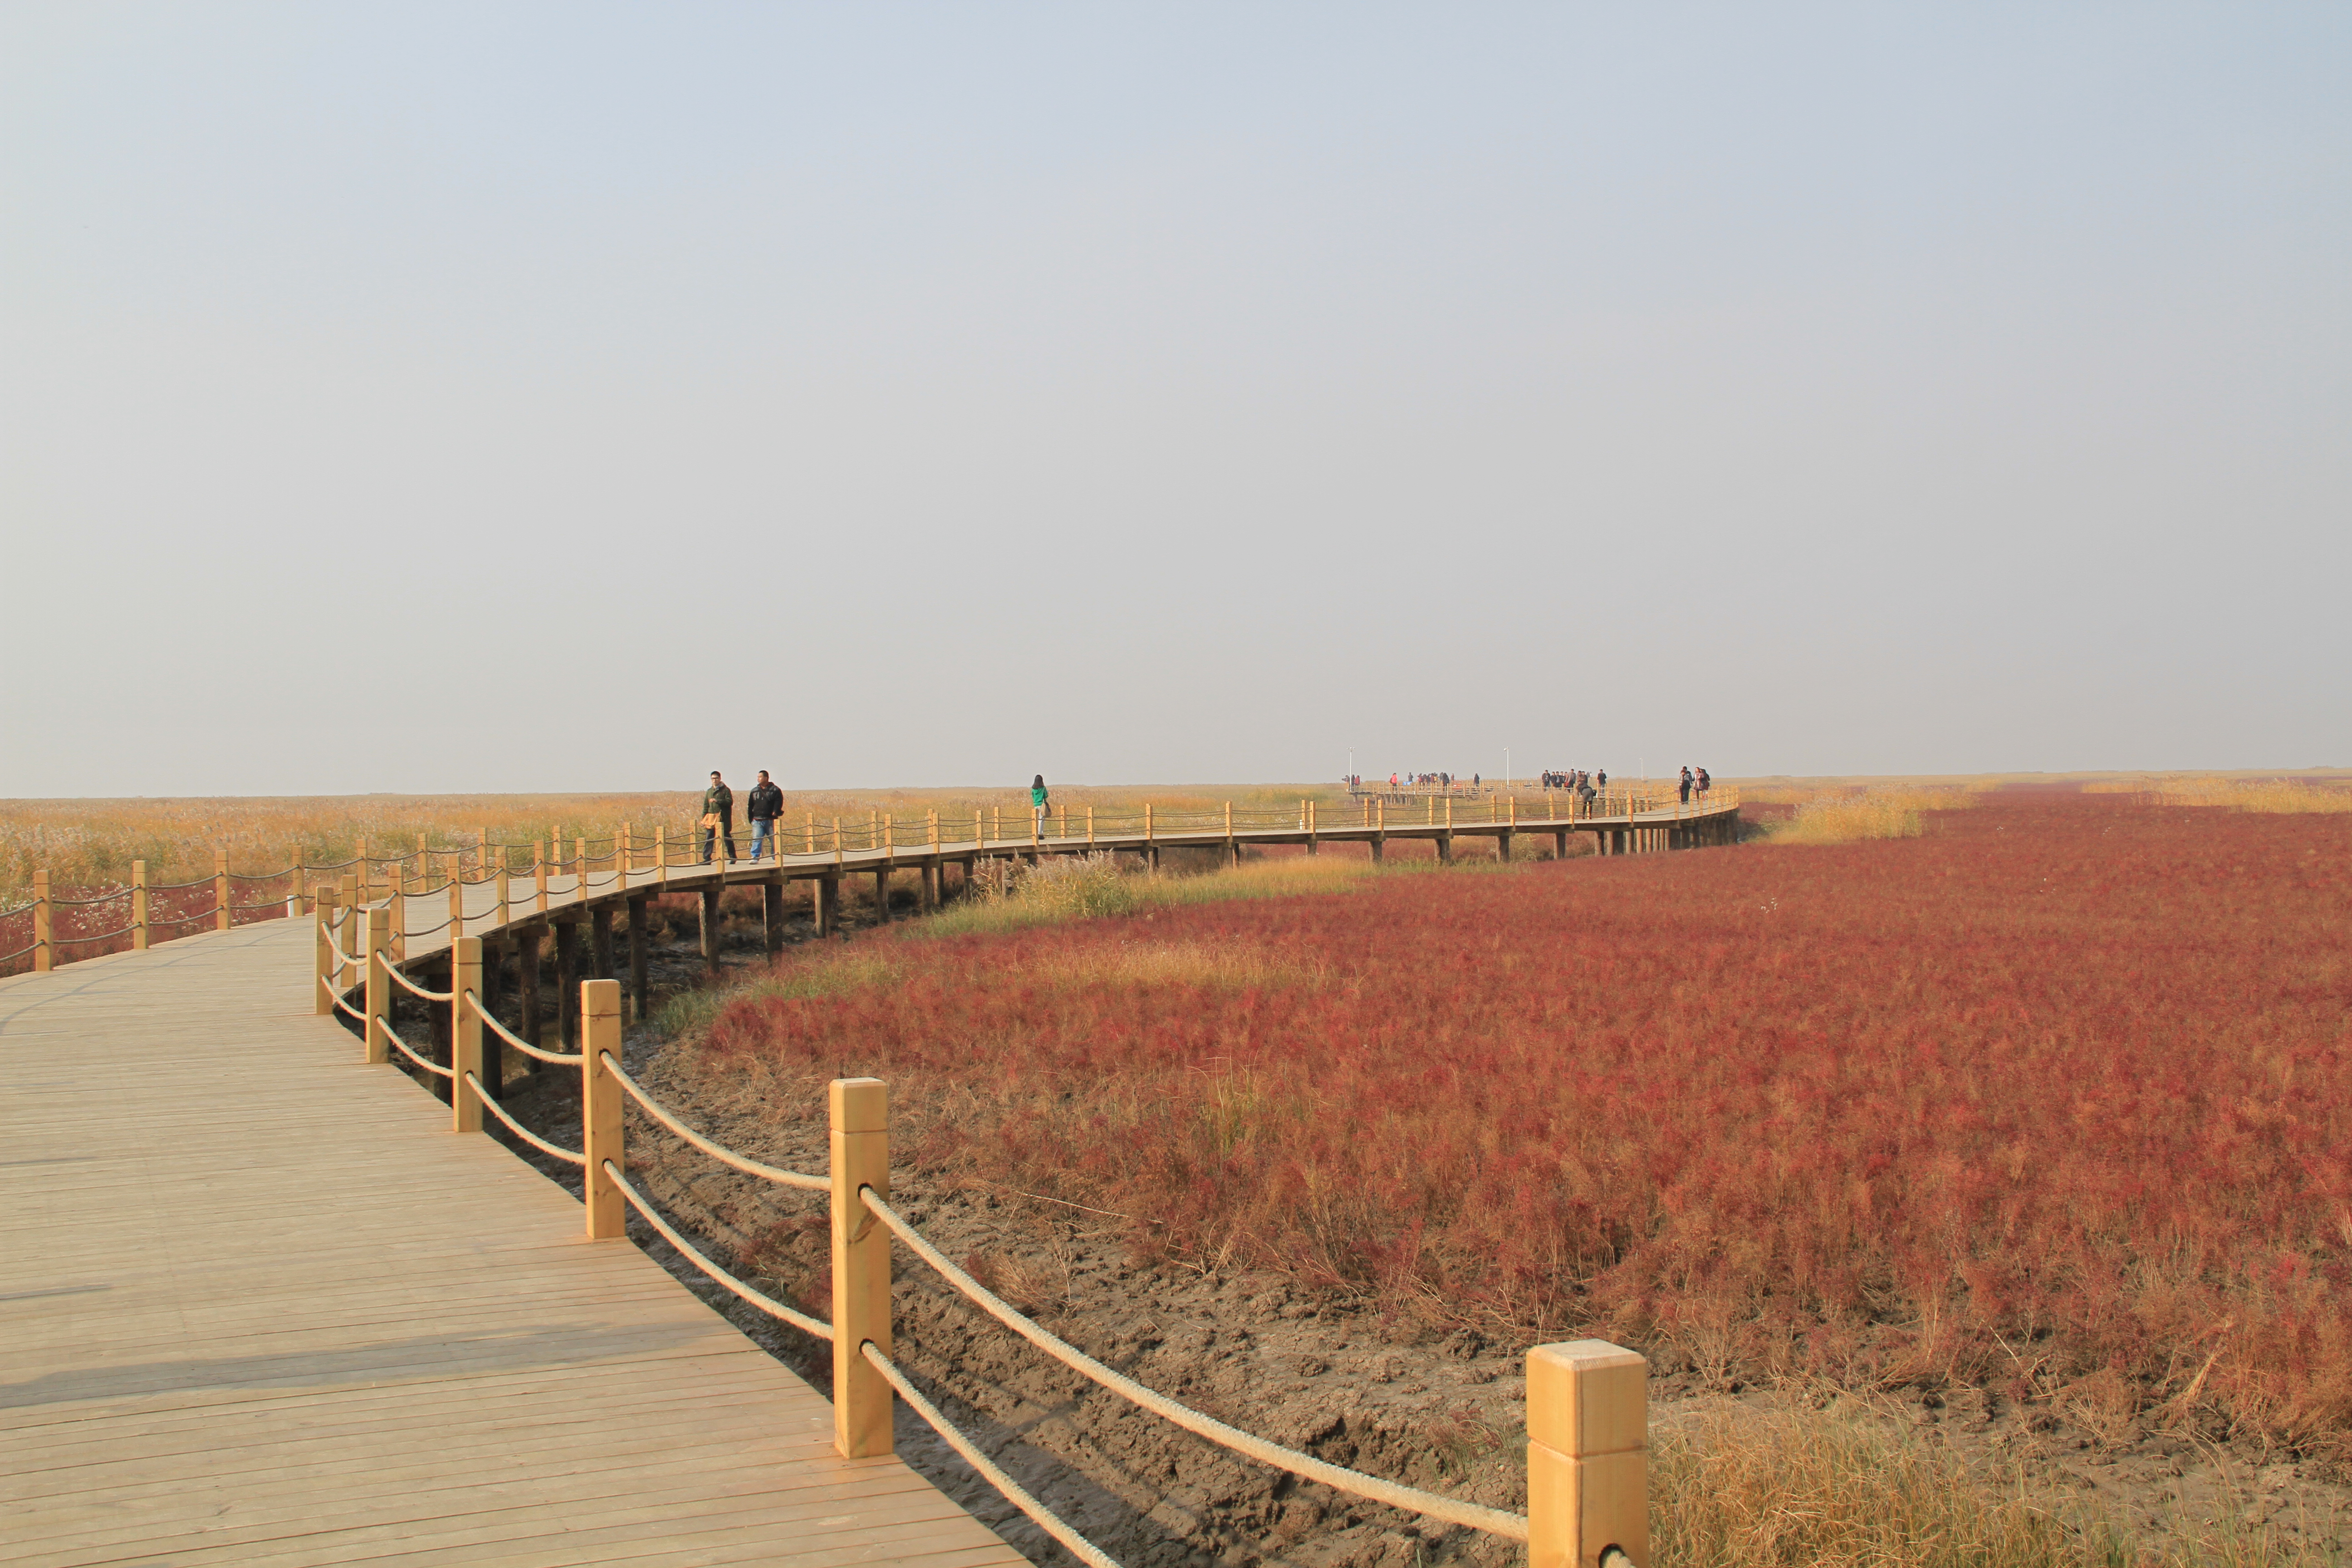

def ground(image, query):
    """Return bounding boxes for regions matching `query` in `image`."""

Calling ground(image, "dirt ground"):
[393,900,2352,1568]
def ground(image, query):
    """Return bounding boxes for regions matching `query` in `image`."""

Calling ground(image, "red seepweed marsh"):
[688,789,2352,1466]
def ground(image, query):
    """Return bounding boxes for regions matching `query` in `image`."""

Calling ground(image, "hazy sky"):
[4,5,2346,796]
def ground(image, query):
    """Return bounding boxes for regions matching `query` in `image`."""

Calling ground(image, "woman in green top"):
[1031,774,1048,841]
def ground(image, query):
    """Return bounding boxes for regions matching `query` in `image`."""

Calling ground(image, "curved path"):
[0,919,1025,1568]
[6,793,1738,1566]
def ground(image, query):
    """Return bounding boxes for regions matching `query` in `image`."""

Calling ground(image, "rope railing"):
[603,1161,832,1340]
[464,992,578,1065]
[862,1341,1121,1568]
[49,889,132,906]
[383,963,453,1002]
[56,925,138,946]
[858,1189,1531,1541]
[329,990,367,1023]
[377,1018,453,1079]
[464,1071,587,1166]
[598,1051,827,1191]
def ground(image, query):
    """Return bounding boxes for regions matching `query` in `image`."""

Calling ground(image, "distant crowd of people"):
[1530,766,1710,804]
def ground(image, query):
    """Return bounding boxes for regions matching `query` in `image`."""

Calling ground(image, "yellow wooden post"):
[1527,1340,1649,1568]
[535,844,549,912]
[884,815,895,859]
[575,836,587,888]
[452,936,484,1135]
[830,1077,893,1458]
[1057,804,1068,842]
[313,883,338,1012]
[1144,802,1153,845]
[833,817,843,866]
[32,869,52,972]
[337,872,358,987]
[583,977,625,1239]
[1087,804,1095,846]
[1224,800,1235,866]
[131,861,149,951]
[1306,798,1318,855]
[214,848,231,933]
[495,868,510,926]
[363,906,391,1066]
[805,810,815,855]
[928,809,939,850]
[621,822,633,877]
[389,866,407,960]
[448,858,465,938]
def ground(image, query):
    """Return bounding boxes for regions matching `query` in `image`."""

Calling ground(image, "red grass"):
[699,793,2352,1456]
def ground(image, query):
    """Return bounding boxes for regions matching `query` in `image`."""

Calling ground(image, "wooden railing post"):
[363,906,391,1065]
[214,848,231,933]
[448,861,465,938]
[451,936,483,1134]
[655,827,667,883]
[495,868,510,926]
[32,869,52,972]
[582,977,625,1240]
[131,861,149,951]
[830,1076,893,1458]
[1527,1340,1649,1568]
[313,883,337,1013]
[337,872,358,986]
[535,844,549,912]
[1086,804,1095,846]
[1306,799,1317,855]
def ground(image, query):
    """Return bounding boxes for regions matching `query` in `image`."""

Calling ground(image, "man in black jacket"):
[746,769,785,861]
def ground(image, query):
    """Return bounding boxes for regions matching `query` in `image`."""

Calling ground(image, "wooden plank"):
[0,921,1024,1568]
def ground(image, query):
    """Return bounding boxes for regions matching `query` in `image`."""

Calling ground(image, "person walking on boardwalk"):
[746,769,784,862]
[1696,766,1712,797]
[1030,774,1049,840]
[700,771,736,863]
[1679,766,1694,805]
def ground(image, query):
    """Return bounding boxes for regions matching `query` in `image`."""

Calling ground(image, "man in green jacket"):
[701,771,736,863]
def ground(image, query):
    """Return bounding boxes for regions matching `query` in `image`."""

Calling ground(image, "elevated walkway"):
[0,919,1025,1568]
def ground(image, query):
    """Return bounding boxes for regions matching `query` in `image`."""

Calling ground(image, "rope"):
[330,990,366,1022]
[56,925,137,945]
[384,963,454,1002]
[0,943,39,964]
[146,875,216,891]
[862,1343,1121,1568]
[603,1161,833,1340]
[862,1190,1529,1542]
[379,1019,454,1079]
[466,992,580,1064]
[49,890,131,906]
[600,1052,827,1192]
[322,923,366,967]
[228,900,292,912]
[464,1072,588,1166]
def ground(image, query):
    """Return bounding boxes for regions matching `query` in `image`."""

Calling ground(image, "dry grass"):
[1761,786,1984,845]
[0,784,1360,912]
[2085,777,2352,814]
[919,848,1393,940]
[1653,1402,2325,1568]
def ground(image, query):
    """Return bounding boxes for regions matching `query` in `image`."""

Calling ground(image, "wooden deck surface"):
[0,919,1028,1568]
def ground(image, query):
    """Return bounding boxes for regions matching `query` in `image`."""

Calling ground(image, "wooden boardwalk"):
[0,918,1027,1568]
